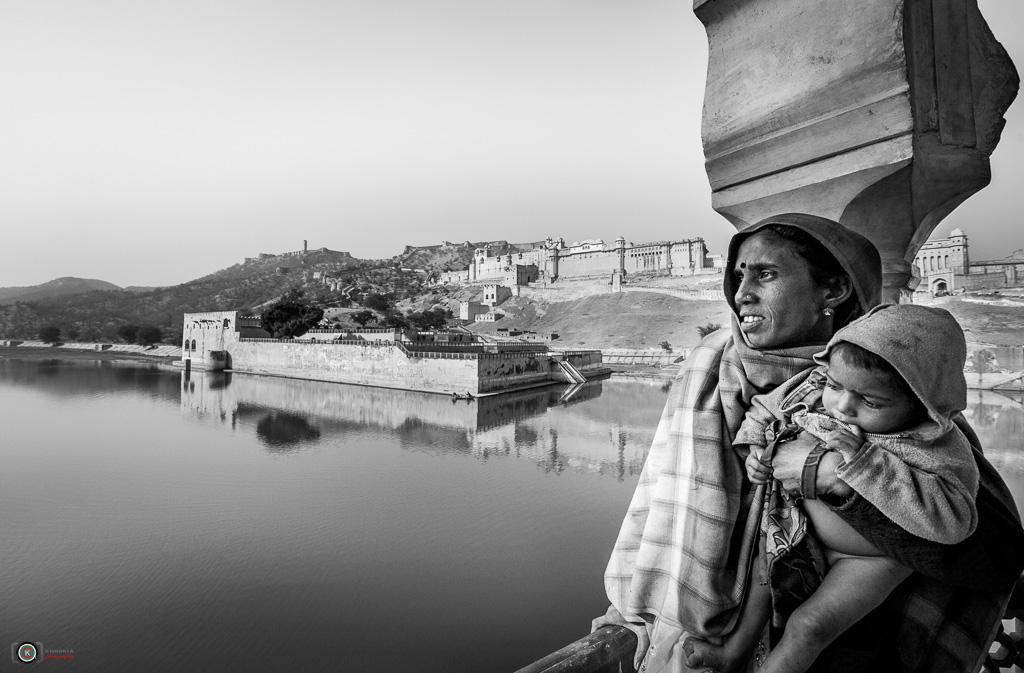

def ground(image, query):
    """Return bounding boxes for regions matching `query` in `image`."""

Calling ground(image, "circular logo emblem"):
[17,643,37,663]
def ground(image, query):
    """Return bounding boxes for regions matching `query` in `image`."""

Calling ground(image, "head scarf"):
[724,213,883,332]
[604,215,884,650]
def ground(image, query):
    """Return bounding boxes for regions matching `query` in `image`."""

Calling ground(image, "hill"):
[920,294,1024,346]
[0,277,121,305]
[465,292,734,349]
[2,240,1024,352]
[462,290,1024,350]
[0,246,436,344]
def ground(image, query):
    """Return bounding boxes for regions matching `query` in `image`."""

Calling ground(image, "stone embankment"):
[0,340,182,358]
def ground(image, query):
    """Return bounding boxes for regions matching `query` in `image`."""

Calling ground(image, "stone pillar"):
[694,0,1017,302]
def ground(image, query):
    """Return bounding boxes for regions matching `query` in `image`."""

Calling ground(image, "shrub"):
[697,323,722,339]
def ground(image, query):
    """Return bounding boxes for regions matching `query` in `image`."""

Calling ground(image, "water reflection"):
[0,357,180,402]
[181,371,660,479]
[1,359,1022,673]
[255,411,322,451]
[964,390,1024,475]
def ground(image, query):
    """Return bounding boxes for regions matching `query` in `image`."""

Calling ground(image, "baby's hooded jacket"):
[736,304,979,543]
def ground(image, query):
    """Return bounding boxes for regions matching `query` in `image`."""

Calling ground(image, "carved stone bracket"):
[695,0,1018,302]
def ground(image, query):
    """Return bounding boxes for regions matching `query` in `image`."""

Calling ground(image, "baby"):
[684,304,979,673]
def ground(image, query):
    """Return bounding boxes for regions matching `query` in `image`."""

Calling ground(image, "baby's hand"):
[825,425,865,461]
[745,446,772,484]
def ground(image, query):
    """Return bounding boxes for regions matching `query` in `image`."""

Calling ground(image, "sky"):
[0,0,1021,289]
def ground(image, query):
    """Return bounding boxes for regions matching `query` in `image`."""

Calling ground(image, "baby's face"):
[821,356,922,434]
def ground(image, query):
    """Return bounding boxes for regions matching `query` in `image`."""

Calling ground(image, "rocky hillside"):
[398,240,540,272]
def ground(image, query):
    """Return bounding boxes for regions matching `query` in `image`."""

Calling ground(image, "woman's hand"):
[770,433,853,499]
[592,605,649,671]
[745,446,772,484]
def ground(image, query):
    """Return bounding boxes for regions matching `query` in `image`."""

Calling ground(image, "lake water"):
[2,359,1022,672]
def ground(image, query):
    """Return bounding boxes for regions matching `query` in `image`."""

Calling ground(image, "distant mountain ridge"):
[0,277,122,305]
[0,244,427,342]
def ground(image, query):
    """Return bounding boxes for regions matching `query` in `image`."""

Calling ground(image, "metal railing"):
[514,577,1024,673]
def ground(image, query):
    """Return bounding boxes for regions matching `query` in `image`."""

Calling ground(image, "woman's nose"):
[735,277,754,304]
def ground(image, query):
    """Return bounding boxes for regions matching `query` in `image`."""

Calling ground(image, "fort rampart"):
[182,311,602,395]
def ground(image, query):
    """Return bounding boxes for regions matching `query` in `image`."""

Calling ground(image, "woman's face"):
[732,231,835,349]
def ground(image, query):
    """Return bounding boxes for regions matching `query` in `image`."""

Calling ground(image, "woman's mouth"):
[740,315,764,329]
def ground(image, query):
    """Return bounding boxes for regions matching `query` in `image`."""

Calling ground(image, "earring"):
[822,306,834,316]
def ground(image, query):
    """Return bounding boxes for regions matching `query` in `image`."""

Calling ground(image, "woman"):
[595,214,1024,673]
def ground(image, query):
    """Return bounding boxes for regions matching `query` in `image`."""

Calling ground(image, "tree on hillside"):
[408,308,448,330]
[38,325,61,344]
[117,324,140,343]
[351,310,376,328]
[363,293,394,313]
[65,327,80,341]
[137,325,163,347]
[260,290,324,338]
[381,310,410,329]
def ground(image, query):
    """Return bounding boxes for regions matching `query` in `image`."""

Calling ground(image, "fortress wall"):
[557,250,619,279]
[477,352,552,393]
[624,247,669,274]
[621,285,726,301]
[519,284,611,302]
[964,269,1023,291]
[229,340,481,394]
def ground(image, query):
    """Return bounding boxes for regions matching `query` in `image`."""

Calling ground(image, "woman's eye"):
[862,399,878,409]
[759,270,773,280]
[824,380,840,390]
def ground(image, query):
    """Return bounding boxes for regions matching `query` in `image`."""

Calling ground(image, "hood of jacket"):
[814,303,967,432]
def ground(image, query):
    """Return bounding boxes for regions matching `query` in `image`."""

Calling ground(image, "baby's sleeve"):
[836,426,980,544]
[733,369,817,448]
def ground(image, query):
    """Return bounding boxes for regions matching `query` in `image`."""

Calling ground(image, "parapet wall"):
[231,339,481,394]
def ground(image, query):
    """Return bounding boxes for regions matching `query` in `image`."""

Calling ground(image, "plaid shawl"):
[604,316,821,635]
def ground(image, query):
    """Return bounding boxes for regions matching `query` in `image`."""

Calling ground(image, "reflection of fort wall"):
[180,372,653,478]
[181,371,583,433]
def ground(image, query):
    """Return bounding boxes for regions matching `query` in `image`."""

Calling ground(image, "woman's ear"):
[824,276,854,310]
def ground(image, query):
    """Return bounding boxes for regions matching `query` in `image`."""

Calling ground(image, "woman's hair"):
[760,224,864,328]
